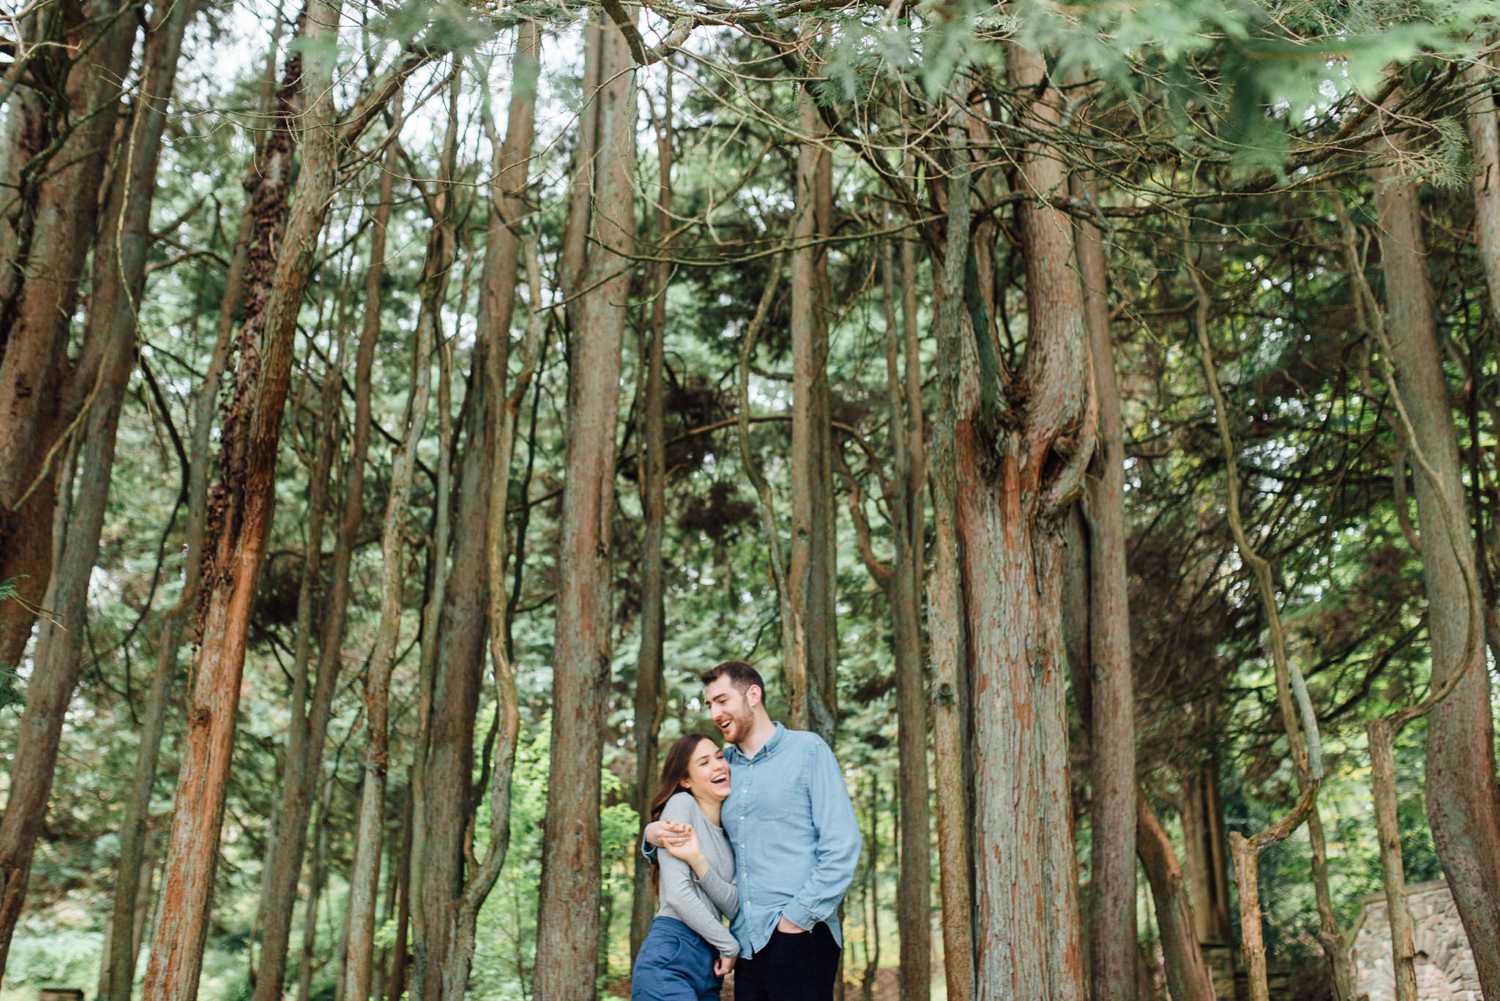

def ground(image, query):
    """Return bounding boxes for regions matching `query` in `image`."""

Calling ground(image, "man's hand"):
[775,915,806,935]
[644,819,693,849]
[663,826,709,876]
[714,954,737,977]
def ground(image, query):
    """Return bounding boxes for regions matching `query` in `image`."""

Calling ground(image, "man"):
[642,660,861,1001]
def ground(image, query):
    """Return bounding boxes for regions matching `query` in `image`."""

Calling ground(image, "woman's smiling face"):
[681,737,731,802]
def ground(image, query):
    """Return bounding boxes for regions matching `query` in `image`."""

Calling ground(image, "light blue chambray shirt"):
[645,722,862,958]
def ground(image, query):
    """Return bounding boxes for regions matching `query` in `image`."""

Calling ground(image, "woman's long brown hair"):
[648,732,718,822]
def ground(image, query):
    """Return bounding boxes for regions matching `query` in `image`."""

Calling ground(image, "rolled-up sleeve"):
[781,737,861,931]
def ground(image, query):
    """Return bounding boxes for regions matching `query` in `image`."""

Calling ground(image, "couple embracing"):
[632,660,862,1001]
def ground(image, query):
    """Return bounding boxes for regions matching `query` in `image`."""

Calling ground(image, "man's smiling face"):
[704,675,757,746]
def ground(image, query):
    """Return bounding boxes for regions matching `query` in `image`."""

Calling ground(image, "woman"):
[632,732,739,1001]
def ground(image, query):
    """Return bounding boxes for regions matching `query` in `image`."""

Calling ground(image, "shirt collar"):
[728,720,785,764]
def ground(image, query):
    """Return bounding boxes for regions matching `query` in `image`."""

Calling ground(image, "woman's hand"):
[663,825,708,875]
[714,954,737,977]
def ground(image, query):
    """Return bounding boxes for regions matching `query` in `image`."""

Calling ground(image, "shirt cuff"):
[781,900,820,932]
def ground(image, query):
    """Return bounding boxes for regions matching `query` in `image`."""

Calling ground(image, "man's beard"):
[721,710,752,743]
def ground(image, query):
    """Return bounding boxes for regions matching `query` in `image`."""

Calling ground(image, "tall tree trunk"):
[630,63,672,958]
[412,24,541,999]
[928,114,975,1001]
[533,11,635,998]
[433,119,546,1001]
[1369,156,1500,1000]
[252,65,399,1000]
[1136,793,1216,1001]
[0,0,192,976]
[1072,175,1138,1001]
[885,234,931,1001]
[140,0,333,983]
[342,339,434,999]
[840,234,932,1001]
[412,351,491,1001]
[342,69,456,1001]
[955,51,1093,1001]
[789,71,837,742]
[141,9,427,995]
[0,0,135,669]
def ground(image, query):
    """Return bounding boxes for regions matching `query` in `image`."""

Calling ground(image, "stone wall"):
[1349,880,1480,1001]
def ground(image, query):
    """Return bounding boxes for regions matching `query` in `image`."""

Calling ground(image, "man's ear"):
[747,684,763,708]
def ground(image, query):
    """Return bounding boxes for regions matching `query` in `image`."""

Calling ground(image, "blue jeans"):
[631,916,722,1001]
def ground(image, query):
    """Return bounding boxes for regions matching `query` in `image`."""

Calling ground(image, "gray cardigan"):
[656,792,738,957]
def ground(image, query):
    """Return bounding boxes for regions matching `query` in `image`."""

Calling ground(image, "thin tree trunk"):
[342,68,455,1001]
[413,24,541,1000]
[1190,237,1326,1001]
[1072,174,1139,1001]
[412,351,490,1001]
[1366,152,1500,1000]
[1366,719,1419,1001]
[296,764,339,1001]
[861,775,882,1001]
[433,152,547,1001]
[108,102,245,997]
[885,235,931,1001]
[533,11,635,997]
[928,113,974,1001]
[958,49,1093,1001]
[1136,793,1216,1001]
[789,71,836,741]
[630,63,673,958]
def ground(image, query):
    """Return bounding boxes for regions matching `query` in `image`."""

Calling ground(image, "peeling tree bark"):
[140,6,431,995]
[957,49,1094,1001]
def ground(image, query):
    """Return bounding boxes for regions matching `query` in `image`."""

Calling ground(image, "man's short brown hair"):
[700,660,766,696]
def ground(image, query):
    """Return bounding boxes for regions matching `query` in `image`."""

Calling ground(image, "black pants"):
[733,922,840,1001]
